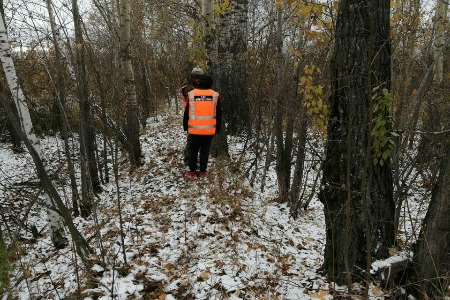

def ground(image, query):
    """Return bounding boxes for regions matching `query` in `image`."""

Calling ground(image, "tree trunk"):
[217,0,250,135]
[319,0,395,284]
[0,15,68,249]
[288,10,309,218]
[72,0,101,214]
[120,0,142,167]
[209,0,230,158]
[45,0,80,216]
[412,146,450,299]
[274,5,292,203]
[202,0,216,72]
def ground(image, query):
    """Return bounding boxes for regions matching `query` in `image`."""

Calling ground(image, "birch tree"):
[0,13,67,248]
[202,0,216,72]
[120,0,142,167]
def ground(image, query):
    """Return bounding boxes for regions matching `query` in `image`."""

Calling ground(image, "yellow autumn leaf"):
[288,45,295,55]
[309,290,328,299]
[199,271,209,281]
[299,76,306,86]
[23,268,32,279]
[164,263,174,270]
[304,65,315,75]
[311,86,321,95]
[159,293,166,300]
[392,11,401,22]
[276,0,283,9]
[234,289,241,297]
[306,30,317,40]
[317,99,323,109]
[299,4,312,16]
[305,84,312,93]
[372,285,383,296]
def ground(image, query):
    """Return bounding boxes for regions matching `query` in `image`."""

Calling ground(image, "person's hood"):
[197,74,213,89]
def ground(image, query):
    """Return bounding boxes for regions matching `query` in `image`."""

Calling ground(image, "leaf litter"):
[0,113,426,300]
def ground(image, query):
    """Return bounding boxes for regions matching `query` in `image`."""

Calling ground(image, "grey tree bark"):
[45,0,80,216]
[71,0,101,216]
[120,0,143,167]
[208,0,229,158]
[288,10,309,218]
[319,0,395,284]
[412,145,450,299]
[217,0,250,135]
[274,5,293,204]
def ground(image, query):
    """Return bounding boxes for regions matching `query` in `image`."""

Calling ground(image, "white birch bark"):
[202,0,216,71]
[120,0,142,166]
[432,0,448,84]
[0,15,67,247]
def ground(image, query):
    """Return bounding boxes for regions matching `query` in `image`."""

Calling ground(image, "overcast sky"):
[2,0,440,51]
[4,0,91,48]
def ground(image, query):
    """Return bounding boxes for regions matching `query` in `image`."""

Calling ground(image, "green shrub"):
[0,241,11,295]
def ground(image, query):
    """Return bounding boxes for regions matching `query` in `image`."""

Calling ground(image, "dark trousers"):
[183,134,190,166]
[187,134,214,172]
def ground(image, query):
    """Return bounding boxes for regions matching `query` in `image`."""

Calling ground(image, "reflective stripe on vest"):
[188,90,219,135]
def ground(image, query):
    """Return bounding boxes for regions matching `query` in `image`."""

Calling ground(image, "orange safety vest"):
[187,89,219,135]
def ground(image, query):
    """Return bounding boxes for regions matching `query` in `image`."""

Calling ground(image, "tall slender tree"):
[72,0,101,214]
[274,3,294,205]
[45,0,80,216]
[319,0,395,285]
[120,0,142,167]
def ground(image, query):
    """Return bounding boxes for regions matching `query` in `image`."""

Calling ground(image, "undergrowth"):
[0,240,12,295]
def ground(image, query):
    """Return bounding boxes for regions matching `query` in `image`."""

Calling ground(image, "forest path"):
[96,113,329,299]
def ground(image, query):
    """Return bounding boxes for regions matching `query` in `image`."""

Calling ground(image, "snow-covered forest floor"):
[1,112,428,300]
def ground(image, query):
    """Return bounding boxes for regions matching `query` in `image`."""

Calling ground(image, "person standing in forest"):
[180,66,203,165]
[183,74,221,179]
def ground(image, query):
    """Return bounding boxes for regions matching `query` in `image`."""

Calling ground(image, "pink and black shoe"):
[185,171,198,180]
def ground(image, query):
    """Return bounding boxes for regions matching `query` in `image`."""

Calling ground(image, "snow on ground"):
[0,112,427,300]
